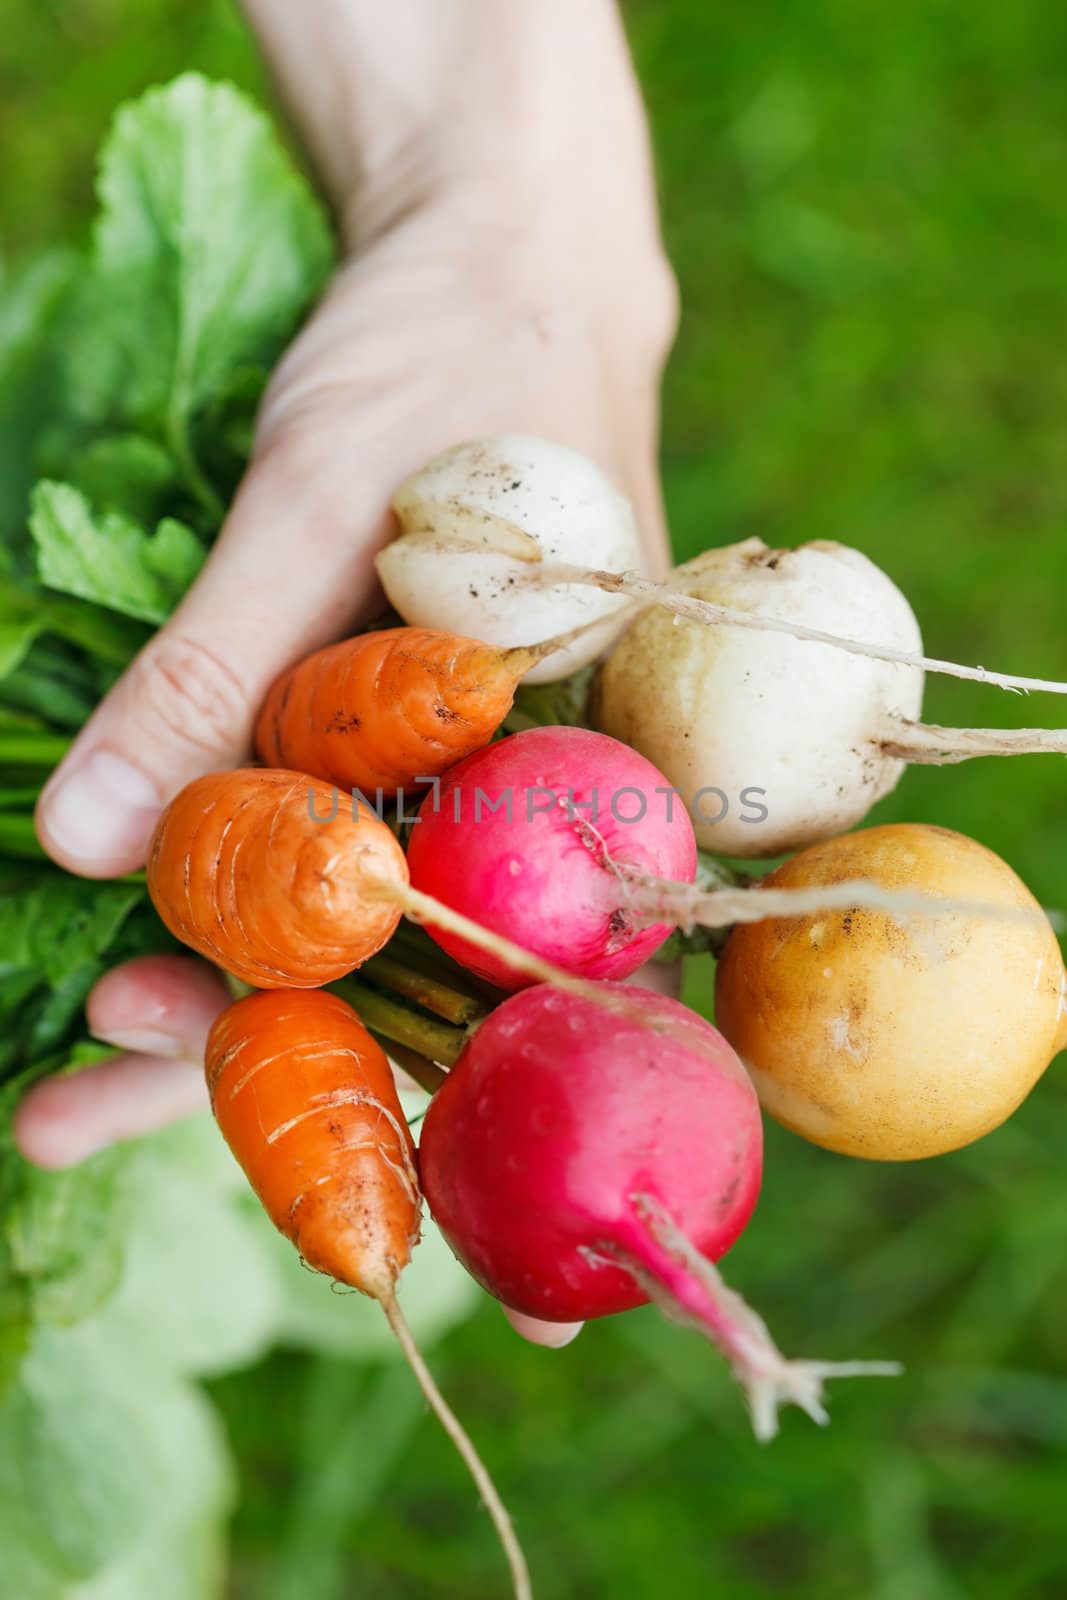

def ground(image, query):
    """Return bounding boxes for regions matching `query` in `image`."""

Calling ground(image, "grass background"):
[3,1,1067,1594]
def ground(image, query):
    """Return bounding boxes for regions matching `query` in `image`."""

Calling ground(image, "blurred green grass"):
[4,2,1067,1596]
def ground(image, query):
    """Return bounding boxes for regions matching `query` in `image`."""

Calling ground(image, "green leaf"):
[0,872,144,986]
[67,436,178,524]
[0,585,43,678]
[0,1253,31,1399]
[506,666,596,733]
[98,1118,285,1380]
[0,972,45,1078]
[6,1146,130,1327]
[70,73,333,439]
[68,1513,229,1600]
[0,1318,233,1587]
[0,638,98,731]
[30,482,204,625]
[39,595,150,671]
[0,251,79,543]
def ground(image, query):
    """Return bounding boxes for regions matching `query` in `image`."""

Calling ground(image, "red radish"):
[421,984,761,1320]
[406,727,697,989]
[420,983,899,1439]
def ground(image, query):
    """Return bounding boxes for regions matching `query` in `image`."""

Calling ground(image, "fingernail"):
[533,1322,583,1350]
[503,1307,584,1348]
[92,1027,183,1059]
[40,749,160,866]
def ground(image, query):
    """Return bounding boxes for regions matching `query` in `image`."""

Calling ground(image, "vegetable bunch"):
[5,70,1067,1600]
[140,426,1066,1591]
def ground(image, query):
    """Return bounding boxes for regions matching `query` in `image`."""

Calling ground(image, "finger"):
[626,957,682,1000]
[13,955,231,1169]
[501,1306,584,1349]
[87,954,232,1058]
[35,422,392,878]
[14,1054,207,1170]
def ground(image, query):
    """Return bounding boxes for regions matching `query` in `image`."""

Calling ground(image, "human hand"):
[17,0,677,1347]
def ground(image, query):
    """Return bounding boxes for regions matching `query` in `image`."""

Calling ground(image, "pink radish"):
[406,726,697,989]
[419,983,898,1439]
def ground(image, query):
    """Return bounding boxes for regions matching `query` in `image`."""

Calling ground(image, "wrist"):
[339,5,676,358]
[242,1,666,269]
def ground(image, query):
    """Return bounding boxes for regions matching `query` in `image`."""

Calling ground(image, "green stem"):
[42,595,149,667]
[0,787,40,807]
[0,731,71,766]
[360,953,487,1026]
[385,921,506,1006]
[330,977,468,1066]
[367,1031,447,1096]
[0,815,44,857]
[167,408,225,523]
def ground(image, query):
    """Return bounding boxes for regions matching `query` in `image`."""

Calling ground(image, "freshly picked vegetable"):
[594,538,1067,856]
[594,538,924,855]
[378,435,645,682]
[254,619,605,797]
[207,987,531,1600]
[714,823,1067,1159]
[147,768,408,986]
[419,982,898,1441]
[406,725,698,987]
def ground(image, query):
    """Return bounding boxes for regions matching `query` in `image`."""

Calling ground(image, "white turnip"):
[594,539,1067,855]
[379,434,644,683]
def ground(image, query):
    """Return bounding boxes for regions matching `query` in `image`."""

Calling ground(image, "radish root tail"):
[617,869,1060,935]
[410,540,1067,698]
[534,561,1067,698]
[365,878,1061,1033]
[380,1293,532,1600]
[614,1195,900,1442]
[877,719,1067,764]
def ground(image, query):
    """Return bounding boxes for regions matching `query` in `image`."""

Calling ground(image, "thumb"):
[36,428,390,878]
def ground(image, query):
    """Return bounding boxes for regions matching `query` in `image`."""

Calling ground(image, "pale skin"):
[20,0,678,1348]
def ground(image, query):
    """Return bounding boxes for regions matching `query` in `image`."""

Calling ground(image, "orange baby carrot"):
[254,624,579,795]
[205,989,531,1600]
[206,988,419,1292]
[146,768,407,988]
[149,769,641,1011]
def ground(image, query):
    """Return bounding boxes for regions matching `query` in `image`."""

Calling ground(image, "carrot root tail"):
[380,1293,533,1600]
[375,879,618,1009]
